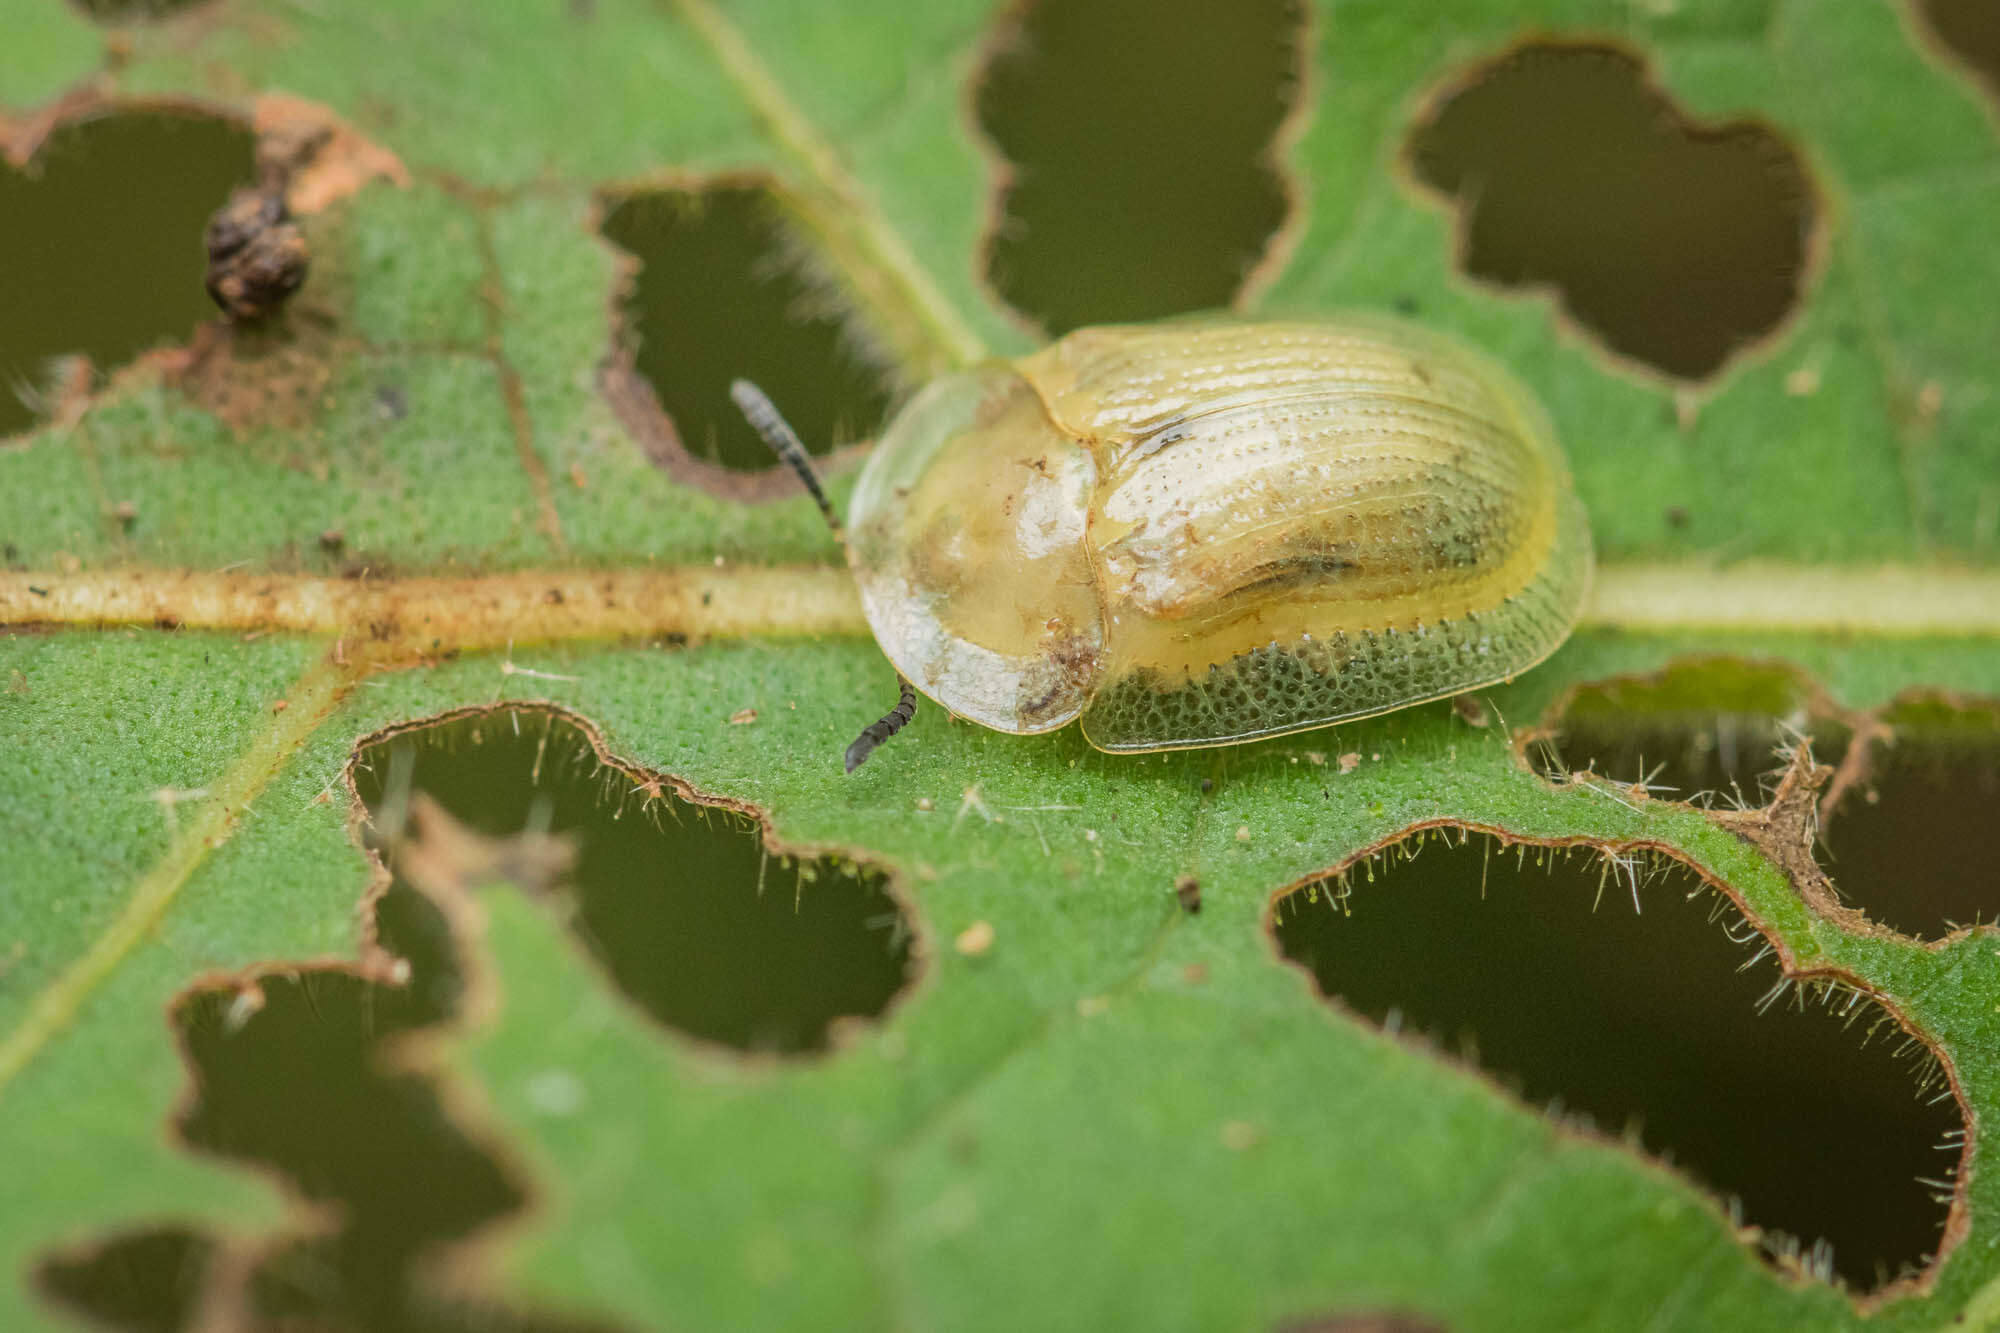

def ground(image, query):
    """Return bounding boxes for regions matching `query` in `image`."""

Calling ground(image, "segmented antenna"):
[731,377,918,773]
[729,378,845,544]
[846,676,917,772]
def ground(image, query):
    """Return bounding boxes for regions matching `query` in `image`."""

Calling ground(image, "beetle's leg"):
[845,676,917,772]
[730,379,846,546]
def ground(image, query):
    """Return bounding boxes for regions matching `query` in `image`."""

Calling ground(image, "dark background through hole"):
[352,708,915,1054]
[1273,833,1960,1290]
[0,110,253,437]
[973,0,1304,333]
[1407,43,1814,382]
[1822,707,2000,938]
[1915,0,2000,107]
[1537,661,1847,805]
[599,186,895,475]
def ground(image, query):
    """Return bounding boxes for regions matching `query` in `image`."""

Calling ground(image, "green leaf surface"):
[4,0,2000,1330]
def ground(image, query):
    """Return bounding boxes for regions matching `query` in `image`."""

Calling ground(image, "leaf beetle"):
[735,315,1592,770]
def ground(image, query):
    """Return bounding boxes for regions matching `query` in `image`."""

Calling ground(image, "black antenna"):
[730,379,845,544]
[845,676,917,772]
[731,378,917,772]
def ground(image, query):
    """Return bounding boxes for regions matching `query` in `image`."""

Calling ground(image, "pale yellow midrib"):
[1581,564,2000,635]
[0,567,864,650]
[0,654,352,1095]
[6,564,2000,639]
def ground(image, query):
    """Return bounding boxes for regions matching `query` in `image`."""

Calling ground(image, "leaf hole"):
[37,704,908,1330]
[36,886,597,1333]
[1819,692,2000,939]
[1911,0,2000,116]
[172,964,525,1286]
[351,703,919,1056]
[970,0,1307,334]
[1404,41,1820,383]
[596,178,897,500]
[1269,827,1966,1294]
[0,104,255,438]
[1527,657,1850,808]
[36,1226,215,1333]
[1534,664,2000,943]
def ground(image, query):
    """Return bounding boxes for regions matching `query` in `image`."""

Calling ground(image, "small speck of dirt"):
[1406,41,1818,382]
[1218,1119,1261,1151]
[955,919,996,957]
[1274,1313,1448,1333]
[972,0,1306,334]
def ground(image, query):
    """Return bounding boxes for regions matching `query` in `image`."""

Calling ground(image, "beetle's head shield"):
[848,368,1104,735]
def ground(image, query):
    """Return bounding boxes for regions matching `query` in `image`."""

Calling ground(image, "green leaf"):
[4,0,2000,1330]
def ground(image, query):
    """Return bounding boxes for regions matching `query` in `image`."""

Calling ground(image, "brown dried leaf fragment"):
[1708,738,1852,927]
[158,313,344,435]
[252,93,411,215]
[392,793,576,900]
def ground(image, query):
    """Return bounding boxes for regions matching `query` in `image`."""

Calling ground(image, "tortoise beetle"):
[735,315,1591,770]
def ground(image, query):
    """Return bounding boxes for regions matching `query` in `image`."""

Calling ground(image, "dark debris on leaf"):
[204,186,309,321]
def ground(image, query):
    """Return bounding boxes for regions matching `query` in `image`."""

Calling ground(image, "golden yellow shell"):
[846,316,1592,752]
